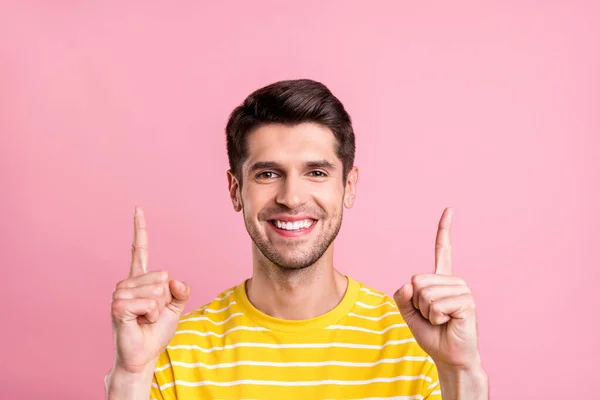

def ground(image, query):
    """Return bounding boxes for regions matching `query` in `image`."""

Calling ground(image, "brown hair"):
[226,79,355,184]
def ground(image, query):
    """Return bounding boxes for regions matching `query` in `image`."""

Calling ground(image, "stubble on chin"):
[243,211,343,271]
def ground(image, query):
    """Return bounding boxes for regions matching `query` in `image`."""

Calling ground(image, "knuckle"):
[411,294,420,308]
[148,298,158,311]
[419,286,433,300]
[111,299,125,315]
[132,239,148,247]
[134,223,148,232]
[428,311,439,323]
[411,274,422,287]
[467,297,476,311]
[154,285,164,296]
[115,279,130,290]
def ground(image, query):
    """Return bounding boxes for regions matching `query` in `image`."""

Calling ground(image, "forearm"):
[105,361,156,400]
[437,364,489,400]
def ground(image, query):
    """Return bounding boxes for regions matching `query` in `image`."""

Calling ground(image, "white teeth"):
[273,219,314,231]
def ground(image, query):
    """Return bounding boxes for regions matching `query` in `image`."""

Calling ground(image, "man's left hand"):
[394,207,482,370]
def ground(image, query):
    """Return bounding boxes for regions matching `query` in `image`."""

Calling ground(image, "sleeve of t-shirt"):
[150,372,165,400]
[423,358,442,399]
[150,351,175,400]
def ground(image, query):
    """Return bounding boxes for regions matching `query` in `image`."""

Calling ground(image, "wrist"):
[112,357,158,376]
[436,362,488,400]
[106,359,157,400]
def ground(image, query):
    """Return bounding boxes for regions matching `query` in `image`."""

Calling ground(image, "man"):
[106,79,489,399]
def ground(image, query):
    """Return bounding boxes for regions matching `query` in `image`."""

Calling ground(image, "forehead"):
[244,122,339,166]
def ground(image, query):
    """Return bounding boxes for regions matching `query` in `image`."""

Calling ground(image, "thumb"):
[168,279,191,314]
[394,283,427,332]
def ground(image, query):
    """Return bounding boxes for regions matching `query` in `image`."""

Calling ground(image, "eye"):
[308,170,328,178]
[256,171,279,180]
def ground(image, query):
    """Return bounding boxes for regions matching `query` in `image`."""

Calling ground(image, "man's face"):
[228,122,357,270]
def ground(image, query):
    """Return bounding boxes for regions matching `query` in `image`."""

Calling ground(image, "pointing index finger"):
[434,207,453,275]
[130,206,148,278]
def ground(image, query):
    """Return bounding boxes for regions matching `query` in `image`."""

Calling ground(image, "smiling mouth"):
[269,219,316,232]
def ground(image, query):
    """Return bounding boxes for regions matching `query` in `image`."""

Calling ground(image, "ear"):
[343,166,359,209]
[227,170,242,212]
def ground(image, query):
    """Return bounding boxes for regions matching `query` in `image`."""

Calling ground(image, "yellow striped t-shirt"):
[151,276,442,399]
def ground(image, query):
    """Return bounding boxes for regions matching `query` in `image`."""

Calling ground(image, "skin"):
[107,207,191,399]
[394,208,489,398]
[226,122,358,320]
[106,122,488,399]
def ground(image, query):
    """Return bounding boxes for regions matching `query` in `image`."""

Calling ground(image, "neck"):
[246,244,348,320]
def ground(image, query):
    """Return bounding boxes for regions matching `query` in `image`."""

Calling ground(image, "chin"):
[275,262,313,271]
[266,250,323,271]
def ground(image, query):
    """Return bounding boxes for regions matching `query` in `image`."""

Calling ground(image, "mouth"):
[268,218,318,237]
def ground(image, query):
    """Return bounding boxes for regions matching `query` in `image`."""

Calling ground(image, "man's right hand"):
[110,206,191,375]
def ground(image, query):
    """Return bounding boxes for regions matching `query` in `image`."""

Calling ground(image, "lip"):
[268,214,317,223]
[267,219,318,238]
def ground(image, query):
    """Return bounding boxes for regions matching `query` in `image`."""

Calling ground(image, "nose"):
[276,175,308,209]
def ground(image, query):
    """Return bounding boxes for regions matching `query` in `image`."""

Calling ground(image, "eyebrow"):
[248,160,337,173]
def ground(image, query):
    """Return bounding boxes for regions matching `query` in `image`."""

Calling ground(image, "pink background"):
[1,2,598,399]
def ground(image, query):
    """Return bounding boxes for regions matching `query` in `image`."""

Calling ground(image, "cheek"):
[242,186,275,216]
[313,184,344,209]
